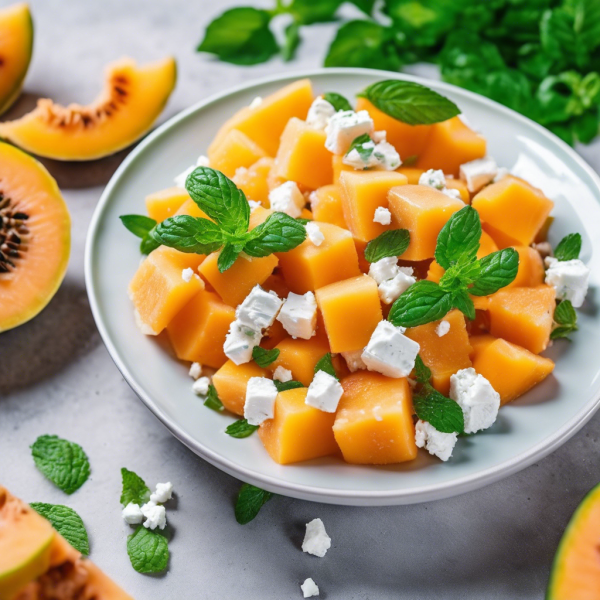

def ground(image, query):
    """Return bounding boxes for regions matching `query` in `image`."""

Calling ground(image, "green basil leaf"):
[435,206,481,269]
[120,215,157,239]
[349,0,376,15]
[451,289,476,321]
[388,280,452,327]
[314,353,338,380]
[323,92,353,112]
[140,231,160,255]
[127,526,169,573]
[554,299,578,327]
[554,232,582,261]
[358,80,461,125]
[235,483,273,525]
[151,215,224,255]
[282,22,301,62]
[288,0,342,24]
[414,355,432,385]
[226,419,259,439]
[273,380,304,392]
[364,229,410,263]
[346,133,374,162]
[120,468,151,507]
[469,248,519,296]
[204,384,225,412]
[414,388,464,434]
[243,212,306,257]
[30,503,90,556]
[218,242,244,273]
[252,346,280,368]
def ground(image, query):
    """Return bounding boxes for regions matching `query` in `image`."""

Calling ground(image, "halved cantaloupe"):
[0,56,176,160]
[212,360,267,416]
[145,187,189,222]
[0,142,70,332]
[0,3,33,115]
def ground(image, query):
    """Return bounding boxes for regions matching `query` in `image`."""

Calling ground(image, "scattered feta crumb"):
[249,96,263,109]
[441,187,462,200]
[308,190,320,211]
[248,200,262,213]
[306,222,325,246]
[450,368,500,434]
[122,502,143,525]
[372,140,402,170]
[301,578,320,598]
[224,321,262,365]
[133,309,158,336]
[141,502,167,530]
[302,518,331,557]
[368,257,400,285]
[436,320,451,337]
[545,257,590,308]
[192,376,211,396]
[305,370,344,413]
[372,130,386,143]
[415,420,458,462]
[343,139,401,171]
[341,350,367,373]
[189,362,202,380]
[306,97,336,130]
[273,366,293,382]
[236,285,283,331]
[244,377,278,425]
[277,291,318,340]
[150,482,174,504]
[362,321,420,378]
[196,155,210,168]
[325,110,374,155]
[460,157,498,193]
[373,207,392,225]
[269,181,305,218]
[182,267,194,282]
[419,169,446,190]
[378,270,415,304]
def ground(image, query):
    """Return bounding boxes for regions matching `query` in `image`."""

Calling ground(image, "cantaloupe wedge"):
[145,187,189,222]
[212,360,267,415]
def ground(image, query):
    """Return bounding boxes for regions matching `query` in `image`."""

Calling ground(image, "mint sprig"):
[120,468,151,507]
[323,91,353,112]
[435,205,481,269]
[30,503,90,556]
[151,215,223,255]
[127,526,169,574]
[226,419,259,438]
[554,232,582,261]
[469,248,519,296]
[252,346,280,368]
[119,215,159,255]
[314,353,338,380]
[414,354,431,385]
[235,483,273,525]
[243,212,307,257]
[551,299,578,340]
[273,380,304,392]
[204,384,225,412]
[364,229,410,263]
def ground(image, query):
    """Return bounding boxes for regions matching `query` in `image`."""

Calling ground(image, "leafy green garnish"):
[414,388,465,434]
[252,346,280,368]
[204,384,225,412]
[127,526,169,573]
[414,354,431,385]
[314,353,338,380]
[551,299,578,340]
[323,91,353,112]
[364,229,410,263]
[120,468,151,507]
[469,248,520,296]
[282,22,301,62]
[243,212,307,258]
[388,280,453,328]
[273,380,304,392]
[235,483,273,524]
[30,503,90,556]
[346,133,374,162]
[554,232,582,261]
[226,419,259,438]
[435,206,481,269]
[120,215,159,255]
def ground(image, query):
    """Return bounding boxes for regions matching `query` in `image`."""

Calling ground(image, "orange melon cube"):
[199,251,278,307]
[469,334,498,360]
[397,166,425,184]
[273,118,333,190]
[248,206,273,230]
[332,154,354,184]
[310,184,347,229]
[259,388,338,464]
[145,187,189,222]
[472,176,554,247]
[316,275,383,353]
[333,372,417,465]
[174,198,211,220]
[277,222,361,294]
[166,289,235,368]
[208,129,268,178]
[506,246,545,288]
[405,310,473,395]
[208,79,314,157]
[268,335,331,386]
[445,178,470,203]
[212,360,267,416]
[232,157,274,206]
[488,286,555,354]
[388,184,464,261]
[471,336,554,405]
[416,117,486,177]
[128,246,205,335]
[339,170,408,242]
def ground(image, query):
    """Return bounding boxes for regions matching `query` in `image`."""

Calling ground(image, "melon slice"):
[0,56,176,160]
[0,142,70,332]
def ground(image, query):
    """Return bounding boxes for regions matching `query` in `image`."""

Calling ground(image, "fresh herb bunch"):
[198,0,600,145]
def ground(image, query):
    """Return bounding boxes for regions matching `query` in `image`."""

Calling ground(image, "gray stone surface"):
[1,1,599,598]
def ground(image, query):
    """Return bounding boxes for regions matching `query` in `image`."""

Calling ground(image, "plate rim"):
[85,67,600,506]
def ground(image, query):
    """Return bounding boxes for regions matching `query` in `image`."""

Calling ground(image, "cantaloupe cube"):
[316,275,383,353]
[339,170,408,242]
[174,198,211,219]
[469,334,497,360]
[488,286,555,354]
[145,187,189,222]
[248,206,273,230]
[128,246,205,335]
[268,335,331,386]
[208,129,268,179]
[445,178,469,203]
[355,97,432,160]
[405,310,473,395]
[259,388,338,464]
[416,117,486,176]
[472,176,554,247]
[332,154,354,184]
[167,289,235,368]
[277,222,361,294]
[388,184,464,261]
[333,372,416,464]
[209,79,314,157]
[397,167,425,184]
[273,118,333,190]
[506,246,545,288]
[232,157,274,206]
[471,336,554,404]
[310,184,347,229]
[212,360,267,415]
[199,251,278,307]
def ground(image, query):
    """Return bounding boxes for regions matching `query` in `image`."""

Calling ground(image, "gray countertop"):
[1,1,599,598]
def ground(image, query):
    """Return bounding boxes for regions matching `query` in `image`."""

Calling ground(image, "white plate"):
[85,68,600,506]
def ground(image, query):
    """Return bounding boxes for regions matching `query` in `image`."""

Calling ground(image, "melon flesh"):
[145,187,189,222]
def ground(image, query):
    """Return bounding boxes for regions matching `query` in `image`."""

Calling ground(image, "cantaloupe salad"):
[123,78,590,467]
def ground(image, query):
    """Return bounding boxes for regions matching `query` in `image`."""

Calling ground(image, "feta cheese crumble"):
[174,155,210,188]
[415,420,458,462]
[224,321,262,365]
[301,578,320,598]
[122,502,143,525]
[306,97,336,130]
[236,285,283,331]
[378,270,415,304]
[450,368,500,434]
[306,222,325,246]
[460,157,498,193]
[372,140,402,170]
[545,257,590,308]
[343,139,401,171]
[141,502,167,530]
[182,267,194,283]
[273,366,293,382]
[277,291,318,340]
[150,482,174,504]
[362,321,420,378]
[192,376,211,396]
[369,257,401,285]
[305,370,344,413]
[269,181,305,218]
[436,320,450,337]
[189,362,202,380]
[244,377,278,425]
[341,350,367,373]
[419,169,461,199]
[302,518,331,557]
[248,200,262,213]
[249,96,263,109]
[325,110,374,155]
[373,206,392,225]
[372,130,386,143]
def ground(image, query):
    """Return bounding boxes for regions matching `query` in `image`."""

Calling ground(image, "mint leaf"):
[31,435,90,495]
[120,468,150,507]
[140,233,160,255]
[252,346,280,368]
[282,22,301,62]
[554,233,582,261]
[288,0,342,24]
[225,419,259,439]
[243,212,306,257]
[388,280,452,328]
[414,355,431,385]
[314,353,338,379]
[120,215,157,239]
[204,384,225,412]
[414,388,464,434]
[323,92,353,112]
[127,526,169,573]
[186,167,250,235]
[364,229,410,263]
[439,258,481,292]
[151,215,224,255]
[358,80,461,125]
[551,299,578,340]
[235,483,273,524]
[30,503,89,556]
[218,242,244,273]
[469,248,519,296]
[273,380,304,392]
[450,289,476,321]
[435,206,481,269]
[346,133,374,162]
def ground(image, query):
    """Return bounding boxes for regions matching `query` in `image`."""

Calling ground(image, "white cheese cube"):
[372,140,401,170]
[325,110,374,155]
[141,502,167,530]
[343,140,400,171]
[373,206,392,225]
[189,362,202,380]
[368,257,400,285]
[459,157,498,193]
[122,502,143,525]
[372,130,386,143]
[302,518,331,557]
[415,420,458,462]
[341,350,367,373]
[305,370,344,413]
[306,97,336,130]
[268,181,305,218]
[244,377,278,425]
[378,271,415,304]
[361,321,420,378]
[249,96,263,109]
[545,257,590,308]
[419,169,446,190]
[236,285,283,331]
[181,267,194,282]
[273,366,293,382]
[306,222,325,246]
[192,376,211,396]
[277,291,317,340]
[301,578,320,598]
[150,482,174,504]
[449,367,500,434]
[224,321,262,365]
[436,320,450,337]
